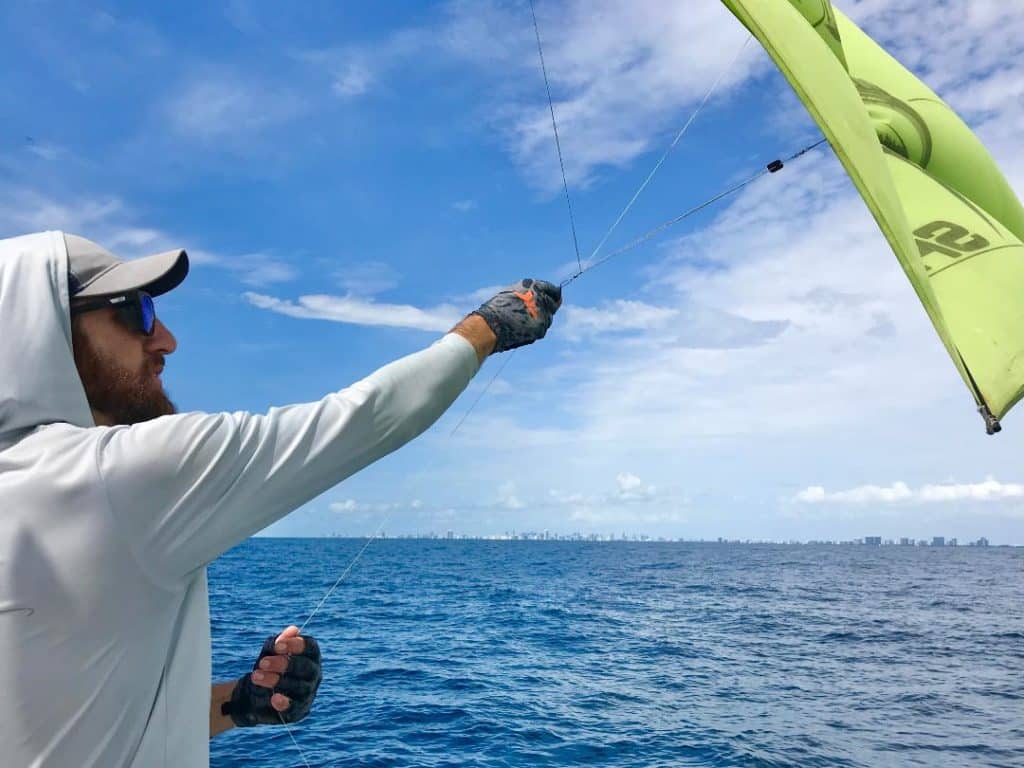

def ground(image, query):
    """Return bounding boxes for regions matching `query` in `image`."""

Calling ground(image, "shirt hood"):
[0,231,94,446]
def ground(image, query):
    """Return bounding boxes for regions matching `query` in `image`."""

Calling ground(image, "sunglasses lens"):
[139,293,156,335]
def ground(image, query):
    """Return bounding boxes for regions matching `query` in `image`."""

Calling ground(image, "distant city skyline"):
[309,531,1007,547]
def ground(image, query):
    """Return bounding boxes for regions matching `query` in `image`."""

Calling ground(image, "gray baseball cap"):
[65,233,189,298]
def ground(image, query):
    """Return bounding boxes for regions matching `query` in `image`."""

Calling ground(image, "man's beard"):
[72,333,177,426]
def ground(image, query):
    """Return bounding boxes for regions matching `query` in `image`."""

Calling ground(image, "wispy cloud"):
[290,0,753,193]
[333,60,373,97]
[795,478,1024,505]
[234,254,297,286]
[165,74,304,141]
[443,0,753,192]
[245,291,461,332]
[330,498,422,513]
[0,188,123,237]
[24,141,64,161]
[535,474,677,526]
[298,26,428,101]
[562,299,678,340]
[452,199,477,213]
[336,261,401,296]
[0,185,296,286]
[532,473,660,512]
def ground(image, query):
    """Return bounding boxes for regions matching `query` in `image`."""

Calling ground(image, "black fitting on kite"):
[979,405,1002,435]
[767,159,785,173]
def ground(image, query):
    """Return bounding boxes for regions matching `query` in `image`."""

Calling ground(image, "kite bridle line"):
[277,8,829,764]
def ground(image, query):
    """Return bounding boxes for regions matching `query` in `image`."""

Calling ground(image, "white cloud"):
[795,482,913,504]
[920,479,1024,503]
[562,299,678,340]
[508,473,660,516]
[175,246,294,284]
[795,478,1024,505]
[289,1,753,193]
[329,498,420,514]
[616,472,656,501]
[165,74,304,141]
[444,0,753,192]
[497,481,524,509]
[452,199,477,212]
[0,186,296,287]
[245,291,461,332]
[0,188,123,237]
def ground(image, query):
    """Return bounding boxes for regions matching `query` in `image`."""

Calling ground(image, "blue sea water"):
[209,540,1024,768]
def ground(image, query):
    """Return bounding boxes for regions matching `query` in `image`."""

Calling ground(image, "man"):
[0,230,561,767]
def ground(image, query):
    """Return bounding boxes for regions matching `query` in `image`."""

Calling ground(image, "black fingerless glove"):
[221,634,322,727]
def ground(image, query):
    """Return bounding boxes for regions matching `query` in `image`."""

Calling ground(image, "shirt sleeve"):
[96,333,480,586]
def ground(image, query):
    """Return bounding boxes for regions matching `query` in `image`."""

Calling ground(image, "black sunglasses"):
[70,290,157,337]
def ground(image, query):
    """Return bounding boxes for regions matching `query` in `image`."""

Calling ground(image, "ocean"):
[209,539,1023,767]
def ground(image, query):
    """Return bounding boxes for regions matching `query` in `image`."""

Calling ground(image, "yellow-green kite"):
[723,0,1024,433]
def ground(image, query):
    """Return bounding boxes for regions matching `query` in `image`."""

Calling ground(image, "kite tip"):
[980,405,1002,435]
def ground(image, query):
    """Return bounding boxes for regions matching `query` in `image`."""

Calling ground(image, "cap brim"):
[74,249,189,299]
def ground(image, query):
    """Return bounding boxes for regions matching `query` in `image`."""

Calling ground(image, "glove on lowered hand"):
[472,278,562,353]
[221,633,322,727]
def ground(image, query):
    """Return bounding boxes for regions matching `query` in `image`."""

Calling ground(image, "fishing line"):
[298,511,394,634]
[582,35,752,272]
[529,0,582,273]
[561,137,829,287]
[280,514,391,765]
[279,714,313,768]
[450,349,517,436]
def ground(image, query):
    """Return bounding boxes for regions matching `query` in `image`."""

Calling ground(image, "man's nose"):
[148,318,177,355]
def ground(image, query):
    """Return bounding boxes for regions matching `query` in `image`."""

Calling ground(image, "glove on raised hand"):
[222,633,322,727]
[472,278,562,353]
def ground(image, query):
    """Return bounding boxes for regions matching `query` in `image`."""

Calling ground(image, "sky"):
[3,0,1024,543]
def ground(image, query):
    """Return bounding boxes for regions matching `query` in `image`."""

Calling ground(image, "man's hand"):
[470,278,562,354]
[220,625,322,729]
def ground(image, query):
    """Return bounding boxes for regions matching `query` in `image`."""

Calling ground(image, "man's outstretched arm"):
[100,279,561,586]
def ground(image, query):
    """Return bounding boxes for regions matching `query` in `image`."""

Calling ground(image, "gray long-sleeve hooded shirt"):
[0,231,480,767]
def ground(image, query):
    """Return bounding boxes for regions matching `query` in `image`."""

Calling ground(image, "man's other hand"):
[222,625,323,727]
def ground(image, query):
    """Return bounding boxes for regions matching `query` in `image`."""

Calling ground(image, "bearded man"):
[0,231,561,767]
